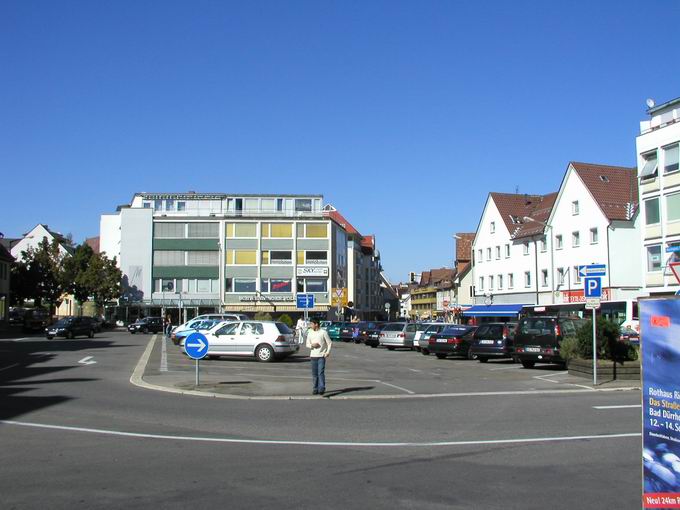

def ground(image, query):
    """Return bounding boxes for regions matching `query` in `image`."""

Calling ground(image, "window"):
[216,322,239,335]
[523,242,529,255]
[153,251,184,266]
[667,194,680,222]
[188,223,219,238]
[490,221,495,233]
[495,246,501,259]
[541,269,548,287]
[276,198,284,212]
[187,251,219,265]
[262,223,292,238]
[665,144,680,173]
[297,223,327,238]
[165,199,175,211]
[647,245,662,272]
[572,231,580,247]
[489,276,494,290]
[154,199,163,210]
[143,201,152,208]
[640,151,658,179]
[154,278,176,292]
[231,278,256,292]
[572,201,580,215]
[262,279,292,293]
[294,199,312,212]
[540,238,547,252]
[226,222,257,238]
[524,271,531,288]
[477,249,483,263]
[645,198,660,225]
[486,248,491,261]
[557,268,565,285]
[573,266,582,284]
[555,235,563,249]
[478,277,484,291]
[226,250,257,265]
[196,279,212,293]
[302,251,327,264]
[590,228,599,244]
[497,274,503,290]
[504,244,510,258]
[241,322,265,336]
[154,223,185,238]
[262,250,292,264]
[508,273,514,289]
[304,278,327,292]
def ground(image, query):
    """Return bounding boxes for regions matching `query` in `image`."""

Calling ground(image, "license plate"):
[526,347,541,353]
[436,338,447,343]
[479,340,494,344]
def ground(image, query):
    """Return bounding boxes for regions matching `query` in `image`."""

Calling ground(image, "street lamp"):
[523,216,555,305]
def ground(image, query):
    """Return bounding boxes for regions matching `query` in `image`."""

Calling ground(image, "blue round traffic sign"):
[184,332,209,360]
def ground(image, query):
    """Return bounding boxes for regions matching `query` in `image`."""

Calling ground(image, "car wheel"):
[255,344,275,362]
[370,344,377,348]
[435,353,447,359]
[421,349,429,356]
[130,331,136,334]
[67,331,74,340]
[467,350,477,360]
[387,346,395,351]
[46,336,53,340]
[478,357,488,363]
[521,360,536,369]
[88,330,95,338]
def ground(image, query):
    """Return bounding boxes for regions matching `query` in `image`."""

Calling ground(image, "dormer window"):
[640,151,658,180]
[599,175,609,183]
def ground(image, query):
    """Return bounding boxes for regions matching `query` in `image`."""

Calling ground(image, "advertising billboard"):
[642,298,680,508]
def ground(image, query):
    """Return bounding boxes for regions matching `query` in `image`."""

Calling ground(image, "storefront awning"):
[462,304,526,317]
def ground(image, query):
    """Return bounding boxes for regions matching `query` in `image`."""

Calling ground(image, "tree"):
[80,253,122,306]
[12,238,66,309]
[62,243,94,303]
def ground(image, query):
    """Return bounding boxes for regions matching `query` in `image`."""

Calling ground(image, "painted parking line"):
[378,381,415,395]
[0,419,641,448]
[489,365,522,371]
[533,372,569,384]
[593,405,642,410]
[0,363,20,373]
[160,335,168,372]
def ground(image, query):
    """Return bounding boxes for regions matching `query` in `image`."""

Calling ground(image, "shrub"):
[559,336,580,362]
[278,313,294,328]
[254,312,273,321]
[576,318,635,362]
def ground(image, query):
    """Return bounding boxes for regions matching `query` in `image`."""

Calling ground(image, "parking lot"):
[141,333,637,398]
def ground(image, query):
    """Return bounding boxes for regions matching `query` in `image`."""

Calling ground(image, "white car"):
[181,320,298,362]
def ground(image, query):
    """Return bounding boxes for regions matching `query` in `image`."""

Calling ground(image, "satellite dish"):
[646,98,656,109]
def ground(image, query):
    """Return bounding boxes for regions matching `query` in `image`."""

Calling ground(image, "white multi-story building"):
[470,162,640,323]
[637,96,680,296]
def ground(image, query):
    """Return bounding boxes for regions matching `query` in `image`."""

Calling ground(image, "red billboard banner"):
[561,288,611,303]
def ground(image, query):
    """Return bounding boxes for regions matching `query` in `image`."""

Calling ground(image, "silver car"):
[418,324,447,355]
[379,322,418,350]
[181,320,298,362]
[413,322,439,351]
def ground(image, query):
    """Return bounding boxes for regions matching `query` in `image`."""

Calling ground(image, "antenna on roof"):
[646,98,655,109]
[515,186,519,194]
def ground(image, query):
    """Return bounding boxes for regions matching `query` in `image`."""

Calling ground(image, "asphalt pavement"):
[0,329,643,509]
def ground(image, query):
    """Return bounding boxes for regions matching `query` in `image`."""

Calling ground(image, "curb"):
[130,336,641,401]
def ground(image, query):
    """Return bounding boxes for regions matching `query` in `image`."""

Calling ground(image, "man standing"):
[295,316,308,344]
[305,318,332,395]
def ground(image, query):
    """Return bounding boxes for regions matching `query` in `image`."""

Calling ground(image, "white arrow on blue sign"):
[184,332,209,360]
[578,264,607,278]
[296,294,315,309]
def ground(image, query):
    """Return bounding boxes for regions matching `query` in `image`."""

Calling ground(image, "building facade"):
[638,97,680,296]
[100,193,390,319]
[0,242,13,326]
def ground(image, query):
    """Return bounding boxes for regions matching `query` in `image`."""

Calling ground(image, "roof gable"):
[569,162,638,221]
[489,192,558,240]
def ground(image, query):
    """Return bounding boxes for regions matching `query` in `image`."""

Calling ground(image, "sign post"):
[184,332,209,386]
[583,267,605,386]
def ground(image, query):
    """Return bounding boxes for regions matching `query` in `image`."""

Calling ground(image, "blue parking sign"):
[584,277,602,298]
[184,332,209,360]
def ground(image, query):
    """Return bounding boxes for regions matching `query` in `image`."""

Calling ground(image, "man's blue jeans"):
[310,357,326,393]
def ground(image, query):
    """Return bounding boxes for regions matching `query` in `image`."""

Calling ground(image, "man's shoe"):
[319,390,325,396]
[312,391,318,395]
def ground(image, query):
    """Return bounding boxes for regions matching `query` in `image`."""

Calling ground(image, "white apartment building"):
[638,96,680,296]
[471,162,640,322]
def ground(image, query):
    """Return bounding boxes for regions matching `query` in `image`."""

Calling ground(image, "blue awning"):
[462,304,526,317]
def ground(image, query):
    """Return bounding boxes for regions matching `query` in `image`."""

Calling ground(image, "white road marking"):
[593,405,642,410]
[407,368,422,373]
[12,338,30,342]
[532,372,569,384]
[378,381,415,395]
[489,365,522,371]
[78,356,97,366]
[160,335,168,372]
[0,420,641,448]
[0,363,20,372]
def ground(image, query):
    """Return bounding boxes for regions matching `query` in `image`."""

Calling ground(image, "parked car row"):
[349,316,588,369]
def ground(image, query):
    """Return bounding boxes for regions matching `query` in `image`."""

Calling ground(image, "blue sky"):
[1,0,679,283]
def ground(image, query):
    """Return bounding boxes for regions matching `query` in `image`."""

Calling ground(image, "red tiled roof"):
[360,235,374,249]
[570,162,638,221]
[490,192,558,240]
[418,268,454,287]
[455,233,475,262]
[324,210,360,235]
